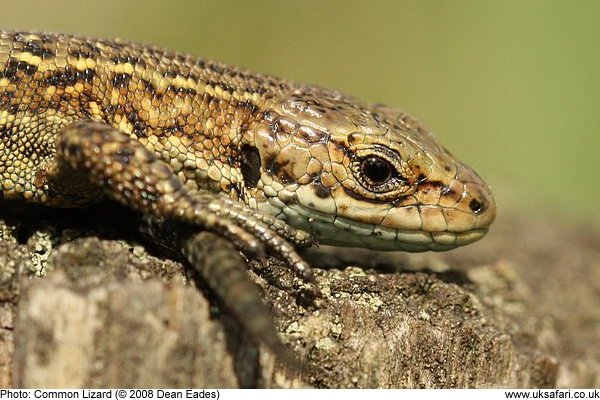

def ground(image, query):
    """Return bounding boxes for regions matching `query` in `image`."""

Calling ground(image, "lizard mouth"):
[274,201,489,252]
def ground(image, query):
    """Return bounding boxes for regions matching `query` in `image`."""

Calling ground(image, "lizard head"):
[242,87,496,251]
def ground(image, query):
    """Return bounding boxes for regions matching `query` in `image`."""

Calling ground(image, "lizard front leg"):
[39,119,318,364]
[45,120,314,282]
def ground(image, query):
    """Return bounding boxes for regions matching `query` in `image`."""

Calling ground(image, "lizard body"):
[0,31,495,364]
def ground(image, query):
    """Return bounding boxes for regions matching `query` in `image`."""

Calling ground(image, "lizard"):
[0,30,496,367]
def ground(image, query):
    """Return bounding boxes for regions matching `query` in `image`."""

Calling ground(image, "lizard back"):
[0,30,288,202]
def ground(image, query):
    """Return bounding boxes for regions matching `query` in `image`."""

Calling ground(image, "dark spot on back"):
[240,145,261,189]
[205,80,235,95]
[12,32,27,43]
[1,58,20,81]
[196,59,206,69]
[68,44,102,59]
[208,63,225,75]
[111,55,145,67]
[140,78,157,95]
[23,40,55,59]
[82,68,95,83]
[237,100,258,117]
[127,111,147,136]
[112,73,131,88]
[44,66,78,87]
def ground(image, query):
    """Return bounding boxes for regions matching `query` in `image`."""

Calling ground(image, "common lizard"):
[0,31,496,366]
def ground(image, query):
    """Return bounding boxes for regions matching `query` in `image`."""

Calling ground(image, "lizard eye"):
[361,157,393,186]
[349,144,410,195]
[351,148,407,194]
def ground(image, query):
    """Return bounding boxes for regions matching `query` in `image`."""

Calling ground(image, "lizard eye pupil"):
[361,157,393,185]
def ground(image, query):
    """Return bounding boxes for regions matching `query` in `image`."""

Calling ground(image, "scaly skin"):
[0,31,496,363]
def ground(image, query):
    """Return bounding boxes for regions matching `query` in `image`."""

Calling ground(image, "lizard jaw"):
[257,193,492,252]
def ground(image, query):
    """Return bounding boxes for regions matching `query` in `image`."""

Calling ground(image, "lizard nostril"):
[469,198,485,214]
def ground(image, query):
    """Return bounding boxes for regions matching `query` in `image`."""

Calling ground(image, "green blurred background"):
[1,0,598,222]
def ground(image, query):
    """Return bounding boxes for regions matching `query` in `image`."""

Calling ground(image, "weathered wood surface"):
[0,204,598,388]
